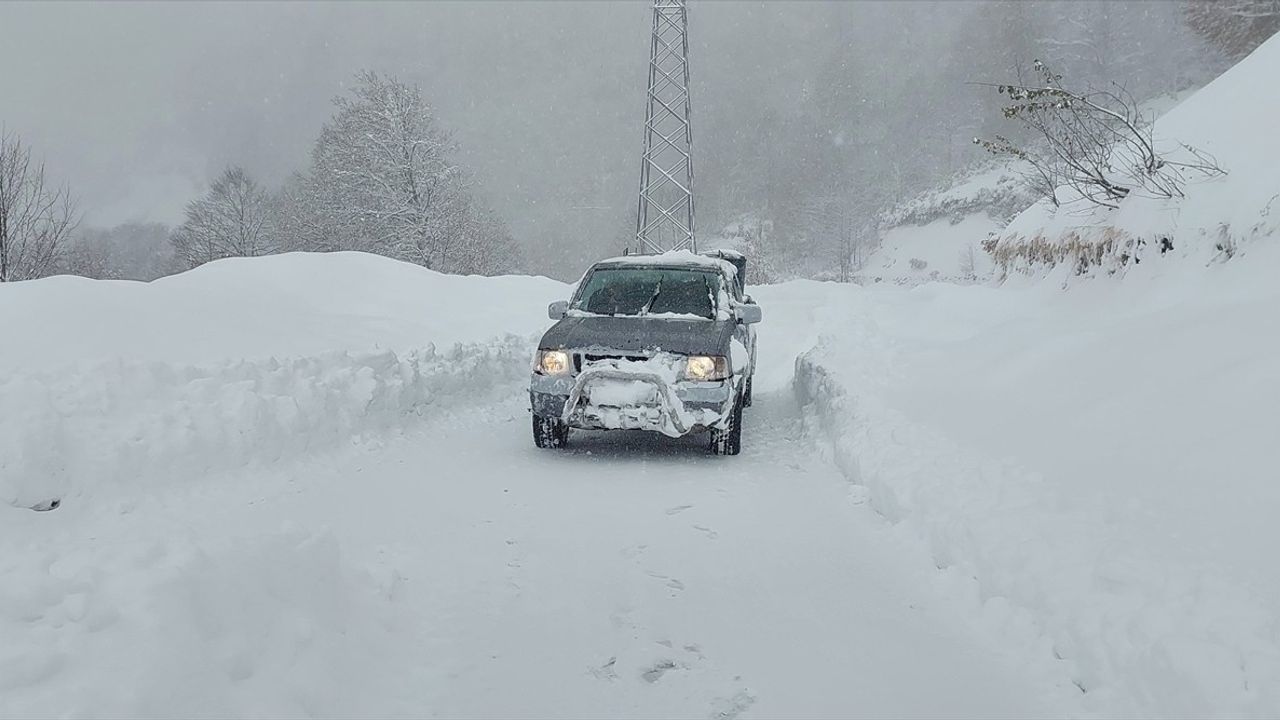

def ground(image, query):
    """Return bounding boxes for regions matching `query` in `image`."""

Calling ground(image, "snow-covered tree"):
[61,222,177,280]
[171,166,274,269]
[300,70,518,275]
[0,130,78,282]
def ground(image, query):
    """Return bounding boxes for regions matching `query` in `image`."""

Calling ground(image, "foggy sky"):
[0,2,651,228]
[1,1,1214,278]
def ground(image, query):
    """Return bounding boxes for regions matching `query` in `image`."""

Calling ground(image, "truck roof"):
[593,250,737,276]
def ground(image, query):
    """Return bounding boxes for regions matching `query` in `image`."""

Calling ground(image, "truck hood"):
[539,316,735,356]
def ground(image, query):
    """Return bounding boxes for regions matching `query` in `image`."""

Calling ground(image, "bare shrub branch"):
[974,60,1225,210]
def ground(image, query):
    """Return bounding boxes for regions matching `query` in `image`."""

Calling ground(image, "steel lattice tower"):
[634,0,696,255]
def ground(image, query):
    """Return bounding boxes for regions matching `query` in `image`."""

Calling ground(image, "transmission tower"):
[634,0,696,255]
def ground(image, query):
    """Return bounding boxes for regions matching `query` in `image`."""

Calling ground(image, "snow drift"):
[0,252,569,506]
[0,251,567,372]
[794,240,1280,716]
[0,339,532,507]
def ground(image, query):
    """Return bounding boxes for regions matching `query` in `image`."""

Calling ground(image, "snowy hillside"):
[797,241,1280,715]
[860,84,1205,288]
[790,41,1280,716]
[857,213,1000,285]
[993,34,1280,275]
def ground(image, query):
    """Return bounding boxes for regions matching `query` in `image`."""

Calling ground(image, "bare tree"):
[171,166,274,269]
[60,222,178,281]
[976,60,1224,210]
[0,130,79,282]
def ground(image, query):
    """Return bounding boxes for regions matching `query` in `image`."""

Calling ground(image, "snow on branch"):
[973,60,1225,211]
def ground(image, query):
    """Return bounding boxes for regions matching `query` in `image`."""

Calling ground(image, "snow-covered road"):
[289,392,1065,717]
[1,389,1063,718]
[0,256,1083,717]
[18,248,1277,716]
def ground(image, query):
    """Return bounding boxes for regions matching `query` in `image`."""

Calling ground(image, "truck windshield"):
[574,268,720,319]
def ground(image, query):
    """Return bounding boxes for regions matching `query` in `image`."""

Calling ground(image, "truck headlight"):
[684,355,729,381]
[536,349,571,375]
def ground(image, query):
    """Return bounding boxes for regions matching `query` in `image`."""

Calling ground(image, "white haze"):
[0,1,1220,278]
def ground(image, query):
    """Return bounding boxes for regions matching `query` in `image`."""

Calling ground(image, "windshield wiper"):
[640,277,663,316]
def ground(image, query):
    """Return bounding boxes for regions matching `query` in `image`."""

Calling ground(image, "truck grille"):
[575,353,648,372]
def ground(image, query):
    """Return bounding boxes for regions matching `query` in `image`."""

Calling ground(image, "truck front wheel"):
[532,415,570,449]
[709,397,743,456]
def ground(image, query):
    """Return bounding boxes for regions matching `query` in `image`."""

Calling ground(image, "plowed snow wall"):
[793,344,1280,717]
[1,336,535,506]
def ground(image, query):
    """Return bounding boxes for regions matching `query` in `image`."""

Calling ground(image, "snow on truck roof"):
[593,250,738,276]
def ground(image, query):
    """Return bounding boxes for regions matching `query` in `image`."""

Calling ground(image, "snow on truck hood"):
[538,315,735,356]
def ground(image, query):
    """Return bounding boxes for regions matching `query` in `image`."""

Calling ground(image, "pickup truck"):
[529,250,761,455]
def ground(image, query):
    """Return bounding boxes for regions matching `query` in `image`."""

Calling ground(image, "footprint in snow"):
[589,656,618,681]
[692,524,719,540]
[621,544,648,560]
[847,485,870,505]
[641,659,678,683]
[666,504,694,515]
[647,571,685,592]
[709,689,757,720]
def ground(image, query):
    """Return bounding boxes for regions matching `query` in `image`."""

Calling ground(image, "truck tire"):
[533,415,570,449]
[709,397,743,456]
[742,375,754,408]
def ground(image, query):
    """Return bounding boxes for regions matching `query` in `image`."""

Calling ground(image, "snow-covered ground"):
[1,253,1077,718]
[858,213,1000,285]
[4,229,1278,715]
[795,241,1280,717]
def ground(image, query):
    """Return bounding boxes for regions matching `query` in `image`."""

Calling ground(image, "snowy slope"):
[857,213,1000,285]
[796,242,1280,717]
[995,34,1280,273]
[857,156,1039,287]
[798,45,1280,713]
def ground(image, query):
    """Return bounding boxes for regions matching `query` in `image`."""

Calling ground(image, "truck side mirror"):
[548,300,569,320]
[736,304,762,325]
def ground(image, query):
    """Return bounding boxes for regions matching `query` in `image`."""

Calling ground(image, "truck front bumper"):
[530,371,734,437]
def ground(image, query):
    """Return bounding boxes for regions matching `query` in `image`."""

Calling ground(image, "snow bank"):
[0,338,534,507]
[993,35,1280,275]
[0,251,568,373]
[790,246,1280,716]
[0,252,570,507]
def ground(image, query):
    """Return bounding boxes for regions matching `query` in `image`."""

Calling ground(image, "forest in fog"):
[1,1,1275,282]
